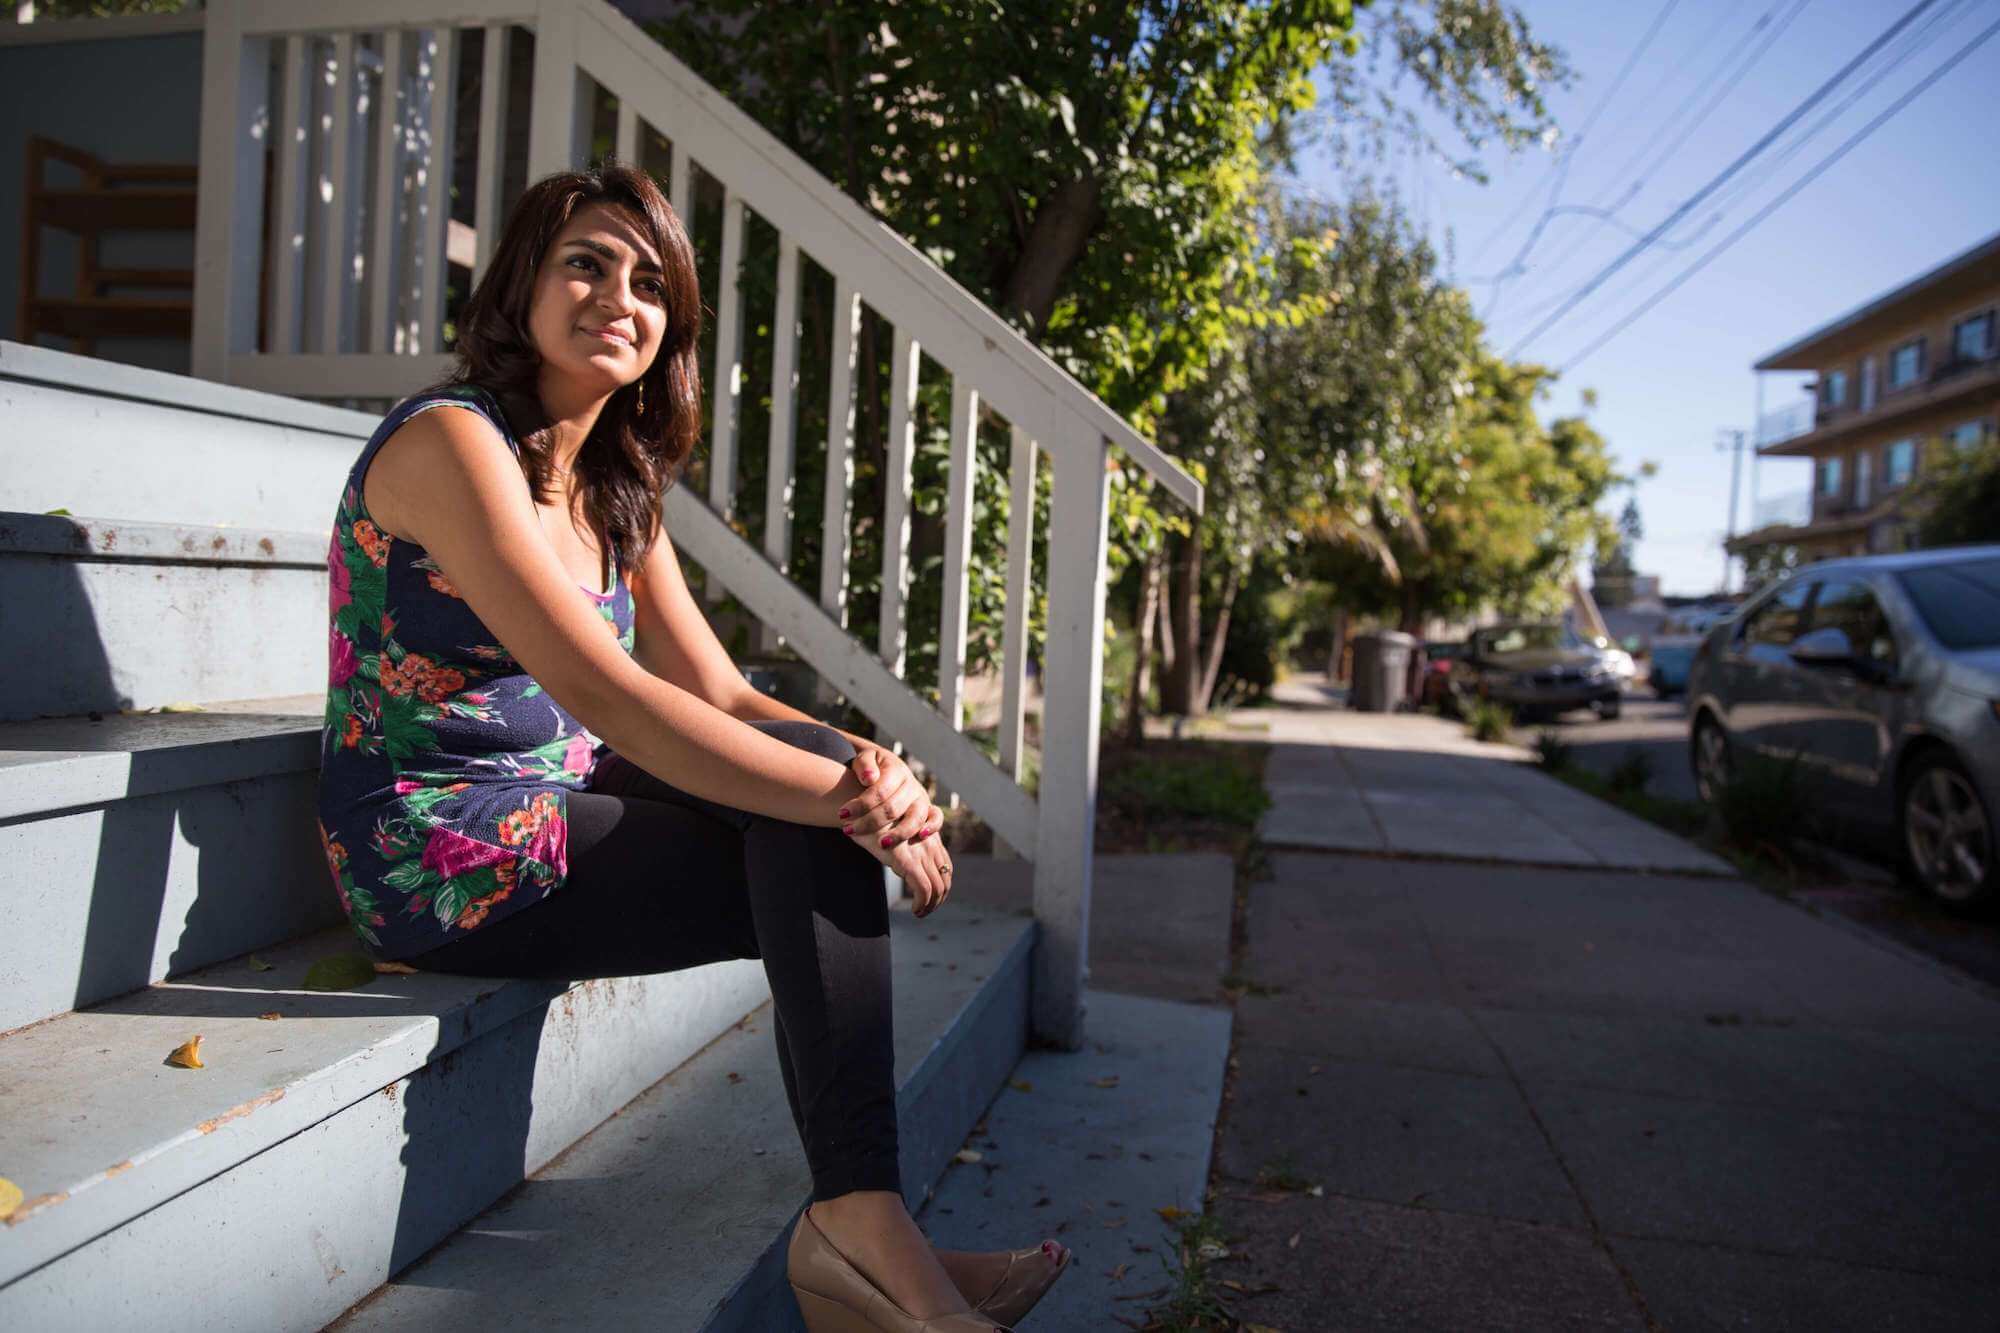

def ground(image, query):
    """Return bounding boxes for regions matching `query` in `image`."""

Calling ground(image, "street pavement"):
[1196,680,2000,1330]
[1508,691,1701,804]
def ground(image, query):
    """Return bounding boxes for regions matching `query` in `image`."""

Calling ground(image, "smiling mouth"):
[582,326,632,347]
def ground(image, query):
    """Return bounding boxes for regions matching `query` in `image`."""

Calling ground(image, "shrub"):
[1533,729,1573,771]
[1714,751,1807,856]
[1103,750,1272,827]
[1464,699,1514,743]
[1607,750,1654,796]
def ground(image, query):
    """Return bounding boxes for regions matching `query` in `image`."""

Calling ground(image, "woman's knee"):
[746,718,857,766]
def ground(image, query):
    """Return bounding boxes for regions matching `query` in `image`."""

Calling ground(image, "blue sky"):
[1288,0,1999,597]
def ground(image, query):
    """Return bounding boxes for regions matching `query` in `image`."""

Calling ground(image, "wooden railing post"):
[1032,426,1110,1050]
[192,0,269,381]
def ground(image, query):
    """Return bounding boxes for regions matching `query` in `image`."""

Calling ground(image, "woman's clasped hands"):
[840,746,953,918]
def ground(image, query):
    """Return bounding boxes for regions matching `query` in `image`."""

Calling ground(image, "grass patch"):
[1103,746,1273,827]
[1141,1210,1237,1332]
[1464,699,1514,743]
[1714,752,1808,861]
[1547,763,1708,841]
[1533,728,1573,771]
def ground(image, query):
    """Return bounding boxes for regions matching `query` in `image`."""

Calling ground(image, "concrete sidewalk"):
[1240,678,1733,876]
[1210,849,2000,1330]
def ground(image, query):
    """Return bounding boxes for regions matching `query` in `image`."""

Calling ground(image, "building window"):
[1948,419,1994,452]
[1888,337,1925,389]
[1818,456,1843,497]
[1819,370,1847,408]
[1955,310,1995,363]
[1860,354,1878,410]
[1886,438,1916,486]
[1855,451,1873,506]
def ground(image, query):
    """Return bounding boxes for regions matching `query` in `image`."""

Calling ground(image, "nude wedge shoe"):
[971,1243,1071,1327]
[788,1207,1013,1333]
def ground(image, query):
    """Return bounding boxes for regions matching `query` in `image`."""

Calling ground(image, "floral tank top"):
[316,384,636,962]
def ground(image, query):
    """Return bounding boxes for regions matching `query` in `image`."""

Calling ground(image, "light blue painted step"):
[326,904,1034,1332]
[0,513,329,720]
[0,701,329,1033]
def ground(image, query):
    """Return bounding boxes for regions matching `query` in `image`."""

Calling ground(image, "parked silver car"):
[1686,546,2000,907]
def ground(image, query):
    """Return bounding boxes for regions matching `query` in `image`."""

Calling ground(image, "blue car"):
[1647,636,1701,698]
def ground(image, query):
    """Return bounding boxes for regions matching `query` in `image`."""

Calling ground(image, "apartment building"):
[1736,230,1999,562]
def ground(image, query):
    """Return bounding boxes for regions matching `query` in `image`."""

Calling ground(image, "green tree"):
[1912,441,2000,548]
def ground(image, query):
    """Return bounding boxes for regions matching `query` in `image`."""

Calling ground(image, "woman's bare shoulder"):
[363,399,524,546]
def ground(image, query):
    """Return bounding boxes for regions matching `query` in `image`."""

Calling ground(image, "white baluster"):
[995,423,1038,858]
[416,25,456,354]
[666,141,690,223]
[368,27,405,353]
[708,189,745,521]
[1033,427,1111,1050]
[936,375,979,808]
[820,275,861,623]
[319,32,360,355]
[525,0,576,181]
[615,98,637,165]
[268,33,310,354]
[758,232,800,653]
[472,22,508,284]
[878,327,919,678]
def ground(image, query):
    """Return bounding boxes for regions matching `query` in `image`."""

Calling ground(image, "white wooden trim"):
[938,376,978,740]
[417,25,457,352]
[240,0,531,36]
[225,351,456,398]
[999,425,1036,781]
[472,22,508,284]
[666,141,690,224]
[757,232,801,654]
[2,341,380,436]
[569,0,1199,515]
[524,0,577,182]
[661,487,1039,854]
[0,11,204,43]
[269,34,310,355]
[878,327,918,677]
[193,0,266,380]
[707,189,745,521]
[367,27,405,353]
[820,276,861,621]
[614,98,638,164]
[319,32,359,355]
[1032,426,1112,1049]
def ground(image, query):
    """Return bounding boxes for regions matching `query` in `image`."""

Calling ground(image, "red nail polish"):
[839,807,850,819]
[842,824,855,835]
[880,835,895,847]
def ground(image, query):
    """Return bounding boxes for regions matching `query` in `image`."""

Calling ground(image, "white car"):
[1590,637,1637,689]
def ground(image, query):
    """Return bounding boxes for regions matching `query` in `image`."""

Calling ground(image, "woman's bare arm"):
[362,404,867,826]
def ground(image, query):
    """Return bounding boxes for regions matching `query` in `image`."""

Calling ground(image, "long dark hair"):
[443,162,703,577]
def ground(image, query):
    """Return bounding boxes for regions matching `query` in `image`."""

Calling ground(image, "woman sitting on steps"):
[315,162,1069,1331]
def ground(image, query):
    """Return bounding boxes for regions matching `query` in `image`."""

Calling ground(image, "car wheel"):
[1594,697,1622,721]
[1899,753,1995,910]
[1692,715,1730,805]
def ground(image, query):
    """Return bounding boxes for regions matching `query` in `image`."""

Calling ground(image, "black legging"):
[405,719,900,1203]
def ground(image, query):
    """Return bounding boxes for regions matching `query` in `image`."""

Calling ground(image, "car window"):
[1738,580,1812,662]
[1895,557,2000,650]
[1809,579,1898,671]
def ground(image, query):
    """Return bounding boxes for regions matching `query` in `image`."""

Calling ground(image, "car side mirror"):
[1788,626,1856,667]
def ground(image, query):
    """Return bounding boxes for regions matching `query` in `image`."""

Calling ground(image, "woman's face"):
[527,201,668,398]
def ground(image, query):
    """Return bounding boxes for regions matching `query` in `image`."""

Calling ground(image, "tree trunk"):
[1123,547,1162,743]
[1194,562,1243,714]
[1327,606,1349,682]
[1161,526,1203,715]
[1155,568,1177,675]
[1399,583,1424,637]
[1002,172,1104,332]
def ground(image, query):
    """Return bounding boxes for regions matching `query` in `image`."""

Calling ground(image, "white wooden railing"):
[185,0,1201,1048]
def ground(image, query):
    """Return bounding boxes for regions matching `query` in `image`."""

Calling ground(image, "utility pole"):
[1717,428,1747,593]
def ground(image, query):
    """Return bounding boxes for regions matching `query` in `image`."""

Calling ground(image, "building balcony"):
[1762,354,2000,457]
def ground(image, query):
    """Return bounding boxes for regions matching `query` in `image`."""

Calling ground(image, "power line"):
[1462,0,1683,275]
[1544,0,1972,337]
[1555,11,2000,374]
[1502,0,1944,360]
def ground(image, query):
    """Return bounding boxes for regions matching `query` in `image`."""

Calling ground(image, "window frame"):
[1887,336,1926,391]
[1885,437,1917,487]
[1951,307,1995,364]
[1806,576,1900,676]
[1817,455,1844,498]
[1819,369,1848,409]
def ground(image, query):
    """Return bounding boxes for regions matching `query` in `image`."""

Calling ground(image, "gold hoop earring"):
[636,379,647,415]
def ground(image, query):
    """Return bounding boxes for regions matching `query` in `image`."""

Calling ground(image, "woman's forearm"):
[726,681,877,759]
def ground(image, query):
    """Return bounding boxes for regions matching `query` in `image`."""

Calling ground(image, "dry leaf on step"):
[246,956,274,972]
[1156,1205,1188,1223]
[1090,1075,1120,1089]
[166,1035,205,1069]
[372,961,419,975]
[303,953,377,992]
[0,1178,22,1220]
[257,1012,282,1021]
[1009,1079,1034,1093]
[954,1149,983,1164]
[1286,1231,1301,1249]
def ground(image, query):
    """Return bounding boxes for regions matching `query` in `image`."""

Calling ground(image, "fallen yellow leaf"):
[1157,1205,1189,1223]
[1090,1075,1120,1089]
[953,1149,983,1164]
[166,1035,205,1069]
[372,961,419,975]
[246,956,274,972]
[1009,1079,1034,1093]
[0,1177,22,1220]
[257,1012,282,1021]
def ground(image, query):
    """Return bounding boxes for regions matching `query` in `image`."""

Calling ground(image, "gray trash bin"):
[1349,630,1418,712]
